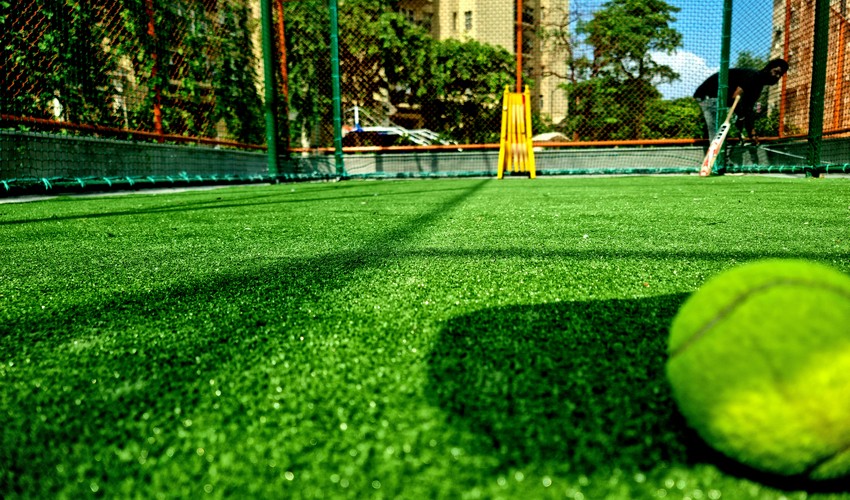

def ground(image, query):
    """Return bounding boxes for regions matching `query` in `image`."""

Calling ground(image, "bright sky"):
[571,0,775,99]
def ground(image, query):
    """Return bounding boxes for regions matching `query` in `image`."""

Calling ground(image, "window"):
[522,6,534,25]
[464,11,472,31]
[452,12,458,32]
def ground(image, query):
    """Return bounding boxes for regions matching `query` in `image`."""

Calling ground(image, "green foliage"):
[377,13,435,104]
[3,0,265,145]
[564,77,667,141]
[753,105,781,138]
[643,97,703,139]
[560,0,684,140]
[150,0,265,143]
[1,0,118,126]
[735,51,766,70]
[113,0,162,133]
[0,1,40,118]
[282,3,332,147]
[213,6,265,145]
[579,0,681,83]
[424,39,514,144]
[283,1,513,146]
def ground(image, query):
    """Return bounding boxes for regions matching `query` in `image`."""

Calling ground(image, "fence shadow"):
[426,295,849,493]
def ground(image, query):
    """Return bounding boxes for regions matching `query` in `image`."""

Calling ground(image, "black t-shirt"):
[694,68,768,129]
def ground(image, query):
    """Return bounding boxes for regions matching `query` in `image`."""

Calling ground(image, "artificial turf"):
[1,176,849,499]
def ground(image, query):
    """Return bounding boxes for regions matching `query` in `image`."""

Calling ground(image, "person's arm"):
[730,86,759,144]
[730,86,748,143]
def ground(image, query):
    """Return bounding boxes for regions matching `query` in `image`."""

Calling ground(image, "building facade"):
[771,0,850,137]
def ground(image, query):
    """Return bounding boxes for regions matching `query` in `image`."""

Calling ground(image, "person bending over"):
[694,58,788,148]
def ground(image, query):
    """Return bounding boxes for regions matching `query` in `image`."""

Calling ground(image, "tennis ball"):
[667,259,850,479]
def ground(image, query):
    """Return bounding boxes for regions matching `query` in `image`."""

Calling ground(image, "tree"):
[283,1,416,147]
[735,51,766,70]
[550,0,682,140]
[213,5,265,145]
[280,2,332,148]
[1,0,119,126]
[423,38,514,144]
[342,7,513,144]
[282,0,514,146]
[643,97,703,139]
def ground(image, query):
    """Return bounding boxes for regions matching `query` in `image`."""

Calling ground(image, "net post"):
[806,0,830,177]
[260,0,280,178]
[523,86,536,179]
[497,86,510,179]
[275,0,291,156]
[145,0,164,141]
[779,0,791,138]
[715,0,733,171]
[329,0,346,178]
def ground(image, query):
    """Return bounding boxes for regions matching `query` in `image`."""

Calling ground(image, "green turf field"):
[2,176,849,499]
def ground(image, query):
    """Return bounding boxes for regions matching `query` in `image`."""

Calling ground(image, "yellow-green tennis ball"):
[667,259,850,479]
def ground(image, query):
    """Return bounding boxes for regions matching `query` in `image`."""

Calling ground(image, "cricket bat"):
[700,94,741,177]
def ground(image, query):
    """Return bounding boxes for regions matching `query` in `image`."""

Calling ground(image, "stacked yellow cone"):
[497,85,536,179]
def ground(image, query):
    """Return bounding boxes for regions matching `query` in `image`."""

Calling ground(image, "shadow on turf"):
[0,183,480,225]
[426,295,849,494]
[695,435,850,493]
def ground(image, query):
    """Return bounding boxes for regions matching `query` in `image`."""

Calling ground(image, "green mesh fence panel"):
[0,130,269,190]
[2,0,849,195]
[0,0,276,194]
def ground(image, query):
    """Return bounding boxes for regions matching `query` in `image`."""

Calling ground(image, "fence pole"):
[833,16,846,130]
[779,0,791,138]
[516,0,523,93]
[145,0,164,141]
[261,0,280,177]
[806,0,830,175]
[716,0,732,168]
[329,0,345,177]
[275,0,290,101]
[275,0,291,155]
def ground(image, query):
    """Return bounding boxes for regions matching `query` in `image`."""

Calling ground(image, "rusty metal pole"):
[145,0,163,141]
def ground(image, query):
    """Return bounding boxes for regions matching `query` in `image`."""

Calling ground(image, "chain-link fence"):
[2,0,267,142]
[1,0,270,191]
[2,0,848,194]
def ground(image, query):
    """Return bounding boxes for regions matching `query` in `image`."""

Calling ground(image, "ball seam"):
[670,277,850,478]
[669,278,850,359]
[802,438,850,479]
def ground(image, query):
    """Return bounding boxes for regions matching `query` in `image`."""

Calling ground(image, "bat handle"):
[725,94,741,122]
